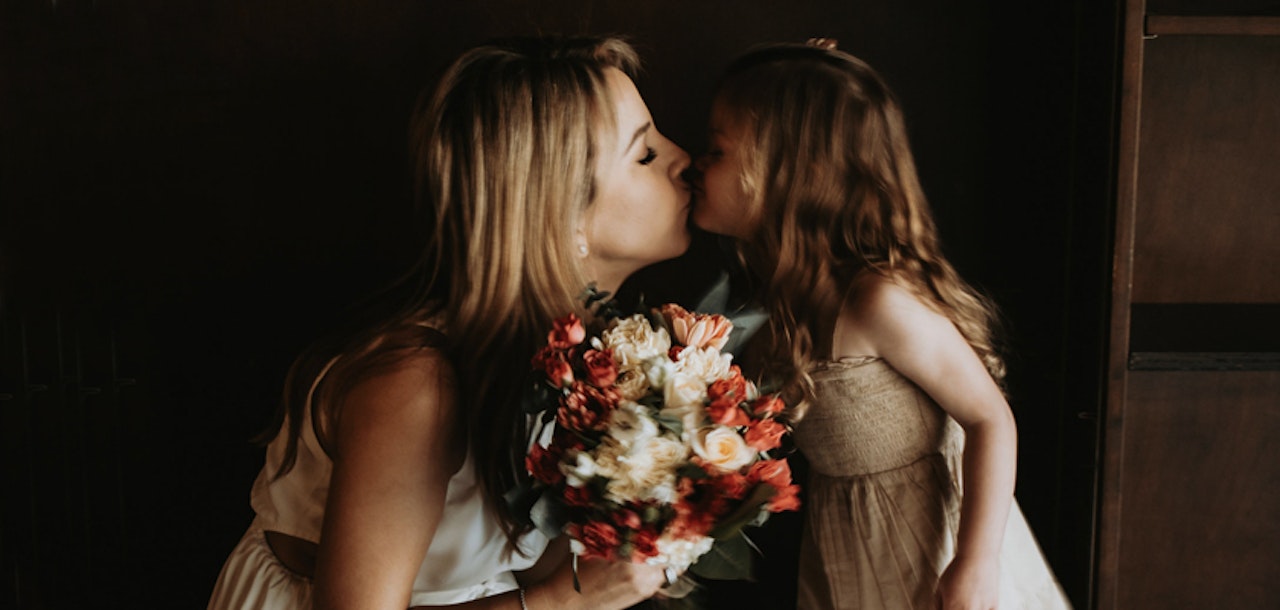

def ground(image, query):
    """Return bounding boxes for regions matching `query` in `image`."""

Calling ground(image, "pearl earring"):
[578,244,588,255]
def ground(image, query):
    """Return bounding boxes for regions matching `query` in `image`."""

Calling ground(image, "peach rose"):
[659,303,733,350]
[692,426,755,472]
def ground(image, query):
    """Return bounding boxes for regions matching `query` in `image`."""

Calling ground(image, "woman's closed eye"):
[638,146,657,165]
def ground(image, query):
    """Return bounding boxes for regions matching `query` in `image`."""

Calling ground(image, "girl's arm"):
[837,275,1015,610]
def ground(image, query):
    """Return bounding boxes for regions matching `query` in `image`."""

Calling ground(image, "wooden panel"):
[1147,15,1280,34]
[1116,371,1280,608]
[1131,36,1280,302]
[1099,0,1149,607]
[1147,0,1280,16]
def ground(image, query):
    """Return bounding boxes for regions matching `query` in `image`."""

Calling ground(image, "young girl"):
[208,36,692,610]
[691,42,1071,609]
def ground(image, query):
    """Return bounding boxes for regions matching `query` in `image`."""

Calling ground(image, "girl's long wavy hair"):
[716,43,1005,418]
[258,36,641,549]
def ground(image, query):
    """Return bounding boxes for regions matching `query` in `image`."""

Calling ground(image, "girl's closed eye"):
[638,146,657,165]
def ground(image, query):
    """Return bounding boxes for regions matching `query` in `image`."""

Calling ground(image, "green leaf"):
[692,271,732,314]
[689,533,755,580]
[530,492,568,538]
[720,309,768,356]
[654,412,685,436]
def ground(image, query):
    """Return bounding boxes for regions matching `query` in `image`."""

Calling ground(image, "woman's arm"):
[312,349,666,610]
[313,349,464,610]
[836,275,1015,610]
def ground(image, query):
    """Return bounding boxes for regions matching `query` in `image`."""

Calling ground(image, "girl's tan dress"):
[793,357,1071,610]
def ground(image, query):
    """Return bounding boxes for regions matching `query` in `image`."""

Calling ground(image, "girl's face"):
[583,68,693,289]
[691,100,758,239]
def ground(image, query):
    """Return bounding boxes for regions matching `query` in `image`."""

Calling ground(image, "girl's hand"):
[935,554,1001,610]
[526,556,666,610]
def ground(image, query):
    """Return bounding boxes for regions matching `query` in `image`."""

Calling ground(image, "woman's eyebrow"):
[624,121,652,153]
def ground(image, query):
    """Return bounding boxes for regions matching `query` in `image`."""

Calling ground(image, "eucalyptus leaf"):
[689,533,754,580]
[530,491,568,538]
[654,412,685,436]
[692,271,733,314]
[720,308,768,355]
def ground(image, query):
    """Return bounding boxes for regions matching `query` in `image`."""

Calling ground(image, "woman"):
[209,35,693,610]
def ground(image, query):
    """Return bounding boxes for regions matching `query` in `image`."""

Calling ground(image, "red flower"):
[769,484,802,512]
[745,419,786,452]
[548,314,586,349]
[747,459,793,489]
[557,381,621,431]
[709,472,751,500]
[750,394,786,417]
[533,347,574,388]
[562,485,594,507]
[707,368,747,403]
[612,508,642,530]
[581,348,618,387]
[706,396,750,427]
[630,527,659,559]
[526,444,564,485]
[574,521,620,560]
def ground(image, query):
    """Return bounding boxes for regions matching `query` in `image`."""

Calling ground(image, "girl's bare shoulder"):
[835,271,949,358]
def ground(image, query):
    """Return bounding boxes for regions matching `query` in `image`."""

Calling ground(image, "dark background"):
[0,1,1120,608]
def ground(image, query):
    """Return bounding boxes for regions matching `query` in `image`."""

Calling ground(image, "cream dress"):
[208,383,548,608]
[793,357,1071,610]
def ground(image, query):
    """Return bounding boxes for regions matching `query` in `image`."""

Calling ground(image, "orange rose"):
[745,419,786,452]
[750,394,785,417]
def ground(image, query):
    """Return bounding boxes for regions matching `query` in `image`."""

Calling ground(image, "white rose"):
[602,315,671,367]
[692,426,755,472]
[672,346,733,383]
[608,400,659,449]
[664,372,707,408]
[648,535,716,571]
[613,366,651,401]
[644,356,674,389]
[561,450,599,487]
[607,436,687,503]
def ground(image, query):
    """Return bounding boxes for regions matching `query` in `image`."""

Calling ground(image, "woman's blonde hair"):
[263,36,641,547]
[715,43,1005,417]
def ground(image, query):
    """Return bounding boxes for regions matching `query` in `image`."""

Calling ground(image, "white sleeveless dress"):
[208,389,548,608]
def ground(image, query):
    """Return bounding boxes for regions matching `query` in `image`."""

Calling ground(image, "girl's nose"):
[693,153,711,173]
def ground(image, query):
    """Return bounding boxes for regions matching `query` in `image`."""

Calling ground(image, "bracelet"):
[517,586,529,610]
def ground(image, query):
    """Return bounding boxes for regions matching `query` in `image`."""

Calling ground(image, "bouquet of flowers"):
[509,288,799,597]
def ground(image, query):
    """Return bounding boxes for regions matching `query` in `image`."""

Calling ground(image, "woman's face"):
[582,68,693,290]
[691,100,758,239]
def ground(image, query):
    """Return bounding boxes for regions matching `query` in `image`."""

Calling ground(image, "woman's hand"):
[524,556,667,610]
[935,553,1001,610]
